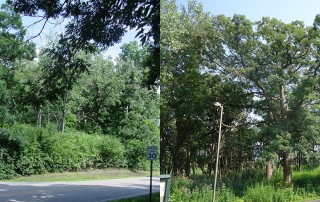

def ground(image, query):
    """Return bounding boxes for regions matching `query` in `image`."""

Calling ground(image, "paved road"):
[0,177,160,202]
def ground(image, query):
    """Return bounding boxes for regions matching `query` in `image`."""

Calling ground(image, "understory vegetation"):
[169,167,320,202]
[0,124,159,180]
[0,2,159,180]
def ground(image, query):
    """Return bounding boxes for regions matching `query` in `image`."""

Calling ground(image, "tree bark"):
[36,105,42,127]
[191,156,196,180]
[280,85,286,119]
[283,152,292,185]
[172,117,185,175]
[185,148,191,177]
[266,160,273,181]
[298,152,301,171]
[61,91,69,133]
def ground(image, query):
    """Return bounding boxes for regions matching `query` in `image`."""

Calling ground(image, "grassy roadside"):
[297,196,320,202]
[0,169,160,182]
[111,192,160,202]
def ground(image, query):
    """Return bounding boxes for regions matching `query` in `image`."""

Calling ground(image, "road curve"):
[0,177,160,202]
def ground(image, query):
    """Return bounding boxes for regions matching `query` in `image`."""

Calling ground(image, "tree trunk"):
[36,105,42,127]
[172,150,184,175]
[209,143,215,177]
[298,152,301,171]
[283,152,292,185]
[266,160,273,181]
[61,91,69,133]
[185,148,191,177]
[191,156,196,180]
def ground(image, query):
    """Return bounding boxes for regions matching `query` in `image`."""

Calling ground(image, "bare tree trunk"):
[36,105,42,127]
[47,107,50,126]
[266,160,273,181]
[61,91,69,133]
[209,143,215,177]
[283,152,292,185]
[298,152,301,171]
[185,148,191,177]
[191,157,196,180]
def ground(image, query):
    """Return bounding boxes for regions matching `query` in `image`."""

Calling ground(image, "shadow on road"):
[0,177,160,202]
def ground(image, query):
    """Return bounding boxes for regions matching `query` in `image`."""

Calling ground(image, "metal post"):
[213,105,223,202]
[149,160,153,202]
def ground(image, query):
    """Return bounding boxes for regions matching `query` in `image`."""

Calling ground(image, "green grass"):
[110,192,160,202]
[0,168,159,182]
[168,166,320,202]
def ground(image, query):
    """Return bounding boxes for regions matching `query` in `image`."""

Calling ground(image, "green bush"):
[0,158,17,179]
[0,124,129,179]
[98,135,125,168]
[0,127,26,178]
[10,124,53,175]
[125,139,152,170]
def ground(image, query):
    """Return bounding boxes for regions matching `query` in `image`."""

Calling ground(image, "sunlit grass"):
[0,168,158,182]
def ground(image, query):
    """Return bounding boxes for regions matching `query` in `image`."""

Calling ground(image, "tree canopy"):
[161,0,320,185]
[8,0,160,85]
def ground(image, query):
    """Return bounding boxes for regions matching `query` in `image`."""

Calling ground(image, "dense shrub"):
[99,135,126,168]
[0,128,26,178]
[0,158,17,180]
[125,139,149,170]
[0,124,128,179]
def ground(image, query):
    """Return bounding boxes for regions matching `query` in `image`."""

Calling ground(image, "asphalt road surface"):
[0,177,160,202]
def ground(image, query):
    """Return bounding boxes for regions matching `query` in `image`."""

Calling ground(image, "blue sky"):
[0,0,137,59]
[176,0,320,26]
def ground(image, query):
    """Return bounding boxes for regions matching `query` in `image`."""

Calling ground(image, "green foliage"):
[0,158,16,179]
[0,39,159,179]
[243,184,296,202]
[0,0,159,183]
[293,167,320,194]
[169,170,320,202]
[169,176,240,202]
[98,135,126,168]
[0,4,36,127]
[10,0,159,84]
[0,124,127,179]
[160,0,320,188]
[125,139,149,170]
[0,4,35,65]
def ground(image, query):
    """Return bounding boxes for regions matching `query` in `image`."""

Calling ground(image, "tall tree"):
[0,3,35,126]
[207,15,320,185]
[160,0,251,176]
[9,0,159,85]
[39,36,90,132]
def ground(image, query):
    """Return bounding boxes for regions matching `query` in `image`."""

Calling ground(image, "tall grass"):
[169,167,320,202]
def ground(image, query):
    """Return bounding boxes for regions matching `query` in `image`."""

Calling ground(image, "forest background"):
[161,0,320,201]
[0,0,160,179]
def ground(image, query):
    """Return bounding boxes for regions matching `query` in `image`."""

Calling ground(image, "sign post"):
[146,146,158,202]
[160,175,171,202]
